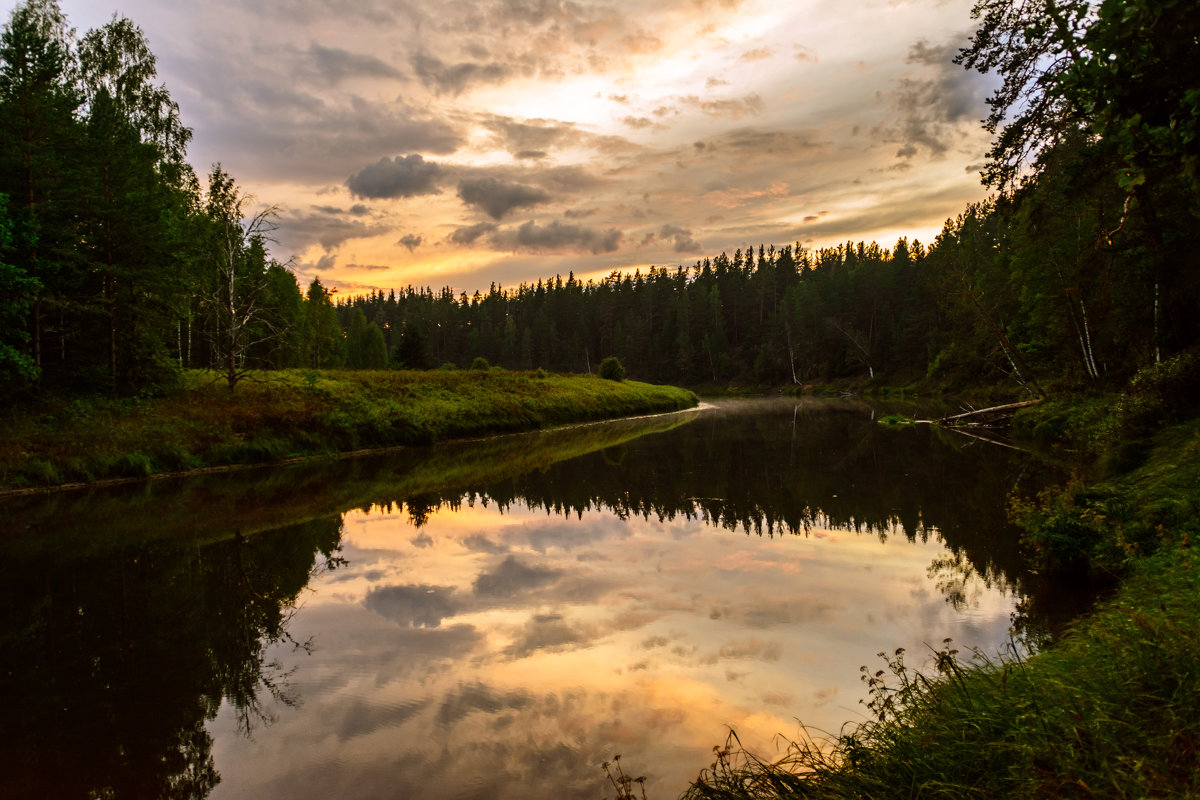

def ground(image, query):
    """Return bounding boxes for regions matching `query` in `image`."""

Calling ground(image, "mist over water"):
[1,398,1066,799]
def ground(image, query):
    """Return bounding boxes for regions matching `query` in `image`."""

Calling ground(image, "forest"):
[1,0,1197,398]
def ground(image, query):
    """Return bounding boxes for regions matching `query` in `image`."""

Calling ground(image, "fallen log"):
[938,399,1041,425]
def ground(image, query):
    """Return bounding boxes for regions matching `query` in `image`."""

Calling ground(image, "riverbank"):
[0,368,697,493]
[684,354,1200,799]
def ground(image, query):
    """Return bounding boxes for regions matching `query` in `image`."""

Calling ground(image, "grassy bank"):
[0,368,697,492]
[685,355,1200,799]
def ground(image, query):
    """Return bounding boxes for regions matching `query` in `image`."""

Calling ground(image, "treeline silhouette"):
[4,1,1196,398]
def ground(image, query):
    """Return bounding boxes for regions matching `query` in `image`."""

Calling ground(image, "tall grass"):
[0,368,697,491]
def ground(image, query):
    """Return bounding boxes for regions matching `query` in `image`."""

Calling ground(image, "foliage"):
[470,356,490,371]
[599,355,625,381]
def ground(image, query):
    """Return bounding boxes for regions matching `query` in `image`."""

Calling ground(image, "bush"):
[535,367,548,379]
[599,356,625,381]
[470,357,490,371]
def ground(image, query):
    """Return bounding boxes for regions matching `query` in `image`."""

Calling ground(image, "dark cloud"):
[167,45,465,184]
[473,555,561,598]
[435,682,533,727]
[278,210,392,252]
[501,613,590,659]
[462,535,509,554]
[496,220,623,254]
[706,77,730,88]
[450,221,500,245]
[412,51,513,95]
[563,207,598,219]
[883,37,990,161]
[480,115,582,156]
[364,584,463,628]
[335,697,429,742]
[622,116,655,130]
[347,154,445,199]
[398,234,423,251]
[659,224,702,253]
[515,150,547,160]
[309,42,404,83]
[457,177,552,220]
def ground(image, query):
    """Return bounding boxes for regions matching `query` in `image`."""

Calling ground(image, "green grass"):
[0,368,697,491]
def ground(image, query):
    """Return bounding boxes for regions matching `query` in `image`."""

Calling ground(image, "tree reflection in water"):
[0,515,344,799]
[0,398,1090,799]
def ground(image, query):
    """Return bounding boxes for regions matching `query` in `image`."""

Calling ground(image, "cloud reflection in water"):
[207,497,1017,800]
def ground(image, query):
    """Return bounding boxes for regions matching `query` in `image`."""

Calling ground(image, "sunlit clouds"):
[20,0,999,295]
[203,497,1017,799]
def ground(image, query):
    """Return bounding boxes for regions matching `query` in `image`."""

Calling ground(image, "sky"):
[6,0,998,296]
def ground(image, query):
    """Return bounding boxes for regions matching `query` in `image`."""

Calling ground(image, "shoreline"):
[0,368,698,495]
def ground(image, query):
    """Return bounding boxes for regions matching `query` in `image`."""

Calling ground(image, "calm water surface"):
[1,398,1066,799]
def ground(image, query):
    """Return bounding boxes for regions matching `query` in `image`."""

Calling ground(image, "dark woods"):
[2,0,1197,398]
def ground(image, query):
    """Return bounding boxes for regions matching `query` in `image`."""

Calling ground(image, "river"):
[0,397,1076,799]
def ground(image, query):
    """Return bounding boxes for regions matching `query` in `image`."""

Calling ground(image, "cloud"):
[497,220,623,254]
[397,234,423,251]
[501,613,592,660]
[364,584,464,628]
[479,115,583,156]
[308,42,404,83]
[435,682,533,727]
[278,209,392,253]
[411,51,514,95]
[347,154,445,199]
[714,637,783,661]
[472,555,562,598]
[450,221,500,245]
[680,93,765,120]
[462,534,509,554]
[621,30,663,55]
[658,224,703,253]
[457,177,552,219]
[622,116,656,130]
[739,46,774,62]
[793,45,818,62]
[880,37,990,161]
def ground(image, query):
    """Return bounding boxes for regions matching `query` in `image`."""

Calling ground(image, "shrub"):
[535,367,548,379]
[599,356,625,381]
[470,357,490,371]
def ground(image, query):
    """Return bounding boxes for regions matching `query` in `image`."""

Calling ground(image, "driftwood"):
[938,399,1041,426]
[945,425,1031,452]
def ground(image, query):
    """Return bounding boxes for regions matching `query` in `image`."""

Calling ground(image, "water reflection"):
[0,399,1070,799]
